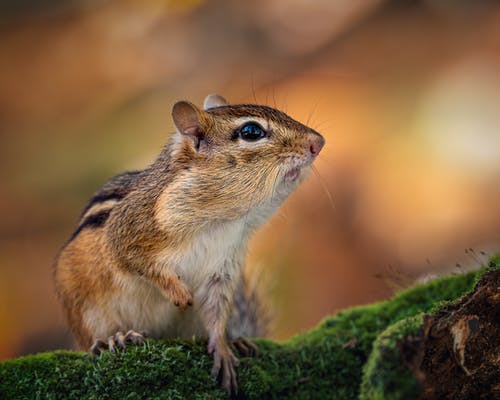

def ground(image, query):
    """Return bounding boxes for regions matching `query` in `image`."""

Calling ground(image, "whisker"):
[270,165,281,206]
[306,97,321,127]
[311,119,332,132]
[271,167,290,225]
[311,165,336,213]
[251,75,258,104]
[315,153,336,169]
[282,91,288,114]
[242,181,256,229]
[243,164,275,228]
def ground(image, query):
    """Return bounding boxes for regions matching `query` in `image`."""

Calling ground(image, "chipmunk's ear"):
[203,94,228,110]
[172,101,210,150]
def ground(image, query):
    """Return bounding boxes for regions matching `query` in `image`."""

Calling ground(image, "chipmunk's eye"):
[238,123,267,141]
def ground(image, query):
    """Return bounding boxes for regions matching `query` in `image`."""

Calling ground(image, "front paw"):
[166,276,193,310]
[208,339,240,395]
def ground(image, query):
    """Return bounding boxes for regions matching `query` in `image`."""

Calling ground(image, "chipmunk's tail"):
[228,271,271,338]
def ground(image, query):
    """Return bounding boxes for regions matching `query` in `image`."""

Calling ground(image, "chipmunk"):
[54,94,325,394]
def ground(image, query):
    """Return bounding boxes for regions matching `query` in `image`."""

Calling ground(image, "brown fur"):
[54,94,324,394]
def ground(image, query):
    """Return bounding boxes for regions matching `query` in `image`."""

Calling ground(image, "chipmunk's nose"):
[308,134,325,157]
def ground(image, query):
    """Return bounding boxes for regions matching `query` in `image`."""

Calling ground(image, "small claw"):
[208,338,216,355]
[107,336,116,353]
[125,330,145,345]
[114,331,126,349]
[231,368,238,396]
[211,355,222,381]
[221,358,238,395]
[232,354,240,367]
[232,337,259,357]
[232,340,248,356]
[90,339,107,356]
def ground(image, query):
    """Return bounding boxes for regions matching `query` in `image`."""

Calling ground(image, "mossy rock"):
[360,261,499,400]
[359,314,424,400]
[1,255,498,399]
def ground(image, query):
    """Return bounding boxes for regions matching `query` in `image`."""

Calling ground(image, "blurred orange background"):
[1,0,500,360]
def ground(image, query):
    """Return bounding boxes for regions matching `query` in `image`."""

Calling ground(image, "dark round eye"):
[238,123,267,141]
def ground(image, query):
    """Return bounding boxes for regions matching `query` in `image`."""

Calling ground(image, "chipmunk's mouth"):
[282,155,314,184]
[284,162,312,183]
[284,167,301,182]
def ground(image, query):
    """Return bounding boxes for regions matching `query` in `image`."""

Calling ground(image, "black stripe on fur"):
[69,209,112,242]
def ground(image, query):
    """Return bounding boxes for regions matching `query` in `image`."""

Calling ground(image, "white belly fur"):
[90,218,249,340]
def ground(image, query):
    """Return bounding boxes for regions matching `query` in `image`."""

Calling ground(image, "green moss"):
[359,314,424,400]
[1,256,497,399]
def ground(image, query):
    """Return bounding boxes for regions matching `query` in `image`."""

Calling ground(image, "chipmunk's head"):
[167,94,325,222]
